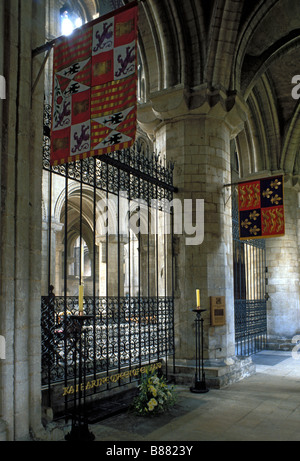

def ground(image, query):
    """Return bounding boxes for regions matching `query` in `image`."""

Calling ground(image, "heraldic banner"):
[238,175,285,240]
[50,1,138,166]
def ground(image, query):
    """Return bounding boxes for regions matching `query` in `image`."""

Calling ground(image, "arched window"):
[60,3,83,36]
[59,1,126,37]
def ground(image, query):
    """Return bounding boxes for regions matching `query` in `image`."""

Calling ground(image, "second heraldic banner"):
[50,1,138,166]
[238,175,285,240]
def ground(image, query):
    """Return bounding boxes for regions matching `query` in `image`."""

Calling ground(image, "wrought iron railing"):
[41,295,174,389]
[43,103,176,203]
[232,186,267,356]
[234,299,267,356]
[41,103,176,415]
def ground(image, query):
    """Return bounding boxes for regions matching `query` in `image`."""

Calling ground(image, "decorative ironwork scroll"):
[41,296,174,389]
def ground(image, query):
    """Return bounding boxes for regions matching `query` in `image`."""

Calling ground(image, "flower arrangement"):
[133,371,177,416]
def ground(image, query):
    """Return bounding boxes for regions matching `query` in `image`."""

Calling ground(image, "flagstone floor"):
[89,350,300,442]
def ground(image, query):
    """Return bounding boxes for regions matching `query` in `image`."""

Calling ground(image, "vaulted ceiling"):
[72,0,300,179]
[236,0,300,177]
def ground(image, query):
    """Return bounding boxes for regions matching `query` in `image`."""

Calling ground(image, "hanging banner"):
[238,175,285,240]
[50,2,138,165]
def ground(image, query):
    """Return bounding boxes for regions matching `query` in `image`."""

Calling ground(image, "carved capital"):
[137,85,248,138]
[283,173,300,191]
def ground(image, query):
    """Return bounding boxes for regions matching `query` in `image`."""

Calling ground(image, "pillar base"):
[65,422,95,442]
[169,356,256,389]
[190,380,209,393]
[0,419,7,441]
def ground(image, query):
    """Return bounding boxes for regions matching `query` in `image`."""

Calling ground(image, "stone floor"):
[88,350,300,442]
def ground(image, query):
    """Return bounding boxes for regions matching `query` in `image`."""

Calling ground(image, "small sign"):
[210,296,226,326]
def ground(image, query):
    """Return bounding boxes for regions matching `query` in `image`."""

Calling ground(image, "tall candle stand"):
[65,315,95,441]
[190,308,209,393]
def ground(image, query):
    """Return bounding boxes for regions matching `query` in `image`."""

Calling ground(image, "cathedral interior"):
[0,0,300,442]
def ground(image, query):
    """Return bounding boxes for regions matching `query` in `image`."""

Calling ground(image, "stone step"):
[167,356,256,389]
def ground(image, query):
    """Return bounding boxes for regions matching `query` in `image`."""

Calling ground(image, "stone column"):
[157,115,236,361]
[266,177,300,347]
[97,235,127,297]
[0,0,46,440]
[41,219,63,296]
[138,88,253,385]
[91,243,100,297]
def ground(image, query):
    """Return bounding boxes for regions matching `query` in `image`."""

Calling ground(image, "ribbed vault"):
[75,0,300,179]
[235,0,300,177]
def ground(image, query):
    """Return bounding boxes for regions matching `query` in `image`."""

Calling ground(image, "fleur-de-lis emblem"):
[241,219,251,229]
[250,225,261,236]
[270,179,282,189]
[249,210,260,221]
[270,194,282,205]
[262,188,273,199]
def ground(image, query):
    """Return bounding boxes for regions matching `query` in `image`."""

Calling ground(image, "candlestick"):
[196,289,200,308]
[65,314,95,441]
[79,285,84,313]
[190,308,208,393]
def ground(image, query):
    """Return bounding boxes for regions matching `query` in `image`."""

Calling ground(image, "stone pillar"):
[97,235,127,297]
[92,243,100,297]
[138,88,254,386]
[140,236,154,296]
[0,0,46,440]
[155,115,236,361]
[41,219,63,296]
[266,177,300,347]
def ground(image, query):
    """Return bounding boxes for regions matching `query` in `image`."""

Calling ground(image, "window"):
[60,3,83,36]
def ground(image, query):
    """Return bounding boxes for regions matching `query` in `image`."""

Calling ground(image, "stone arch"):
[242,35,300,99]
[58,0,99,23]
[234,125,255,178]
[232,0,280,93]
[281,102,300,174]
[205,0,244,90]
[137,0,206,94]
[58,185,105,250]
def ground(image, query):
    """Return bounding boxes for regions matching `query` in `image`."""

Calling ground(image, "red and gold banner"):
[50,2,138,165]
[238,175,285,240]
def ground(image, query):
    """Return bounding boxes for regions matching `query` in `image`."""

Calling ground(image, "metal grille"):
[41,295,174,384]
[232,186,267,356]
[41,104,175,414]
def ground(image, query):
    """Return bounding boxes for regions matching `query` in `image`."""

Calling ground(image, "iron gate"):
[232,186,267,356]
[41,104,175,416]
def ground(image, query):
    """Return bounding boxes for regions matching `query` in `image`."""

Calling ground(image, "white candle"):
[79,285,84,313]
[196,289,200,308]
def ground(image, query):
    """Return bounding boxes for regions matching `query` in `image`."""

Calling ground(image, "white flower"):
[148,398,158,411]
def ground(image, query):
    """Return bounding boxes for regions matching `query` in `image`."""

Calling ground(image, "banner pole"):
[32,48,53,94]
